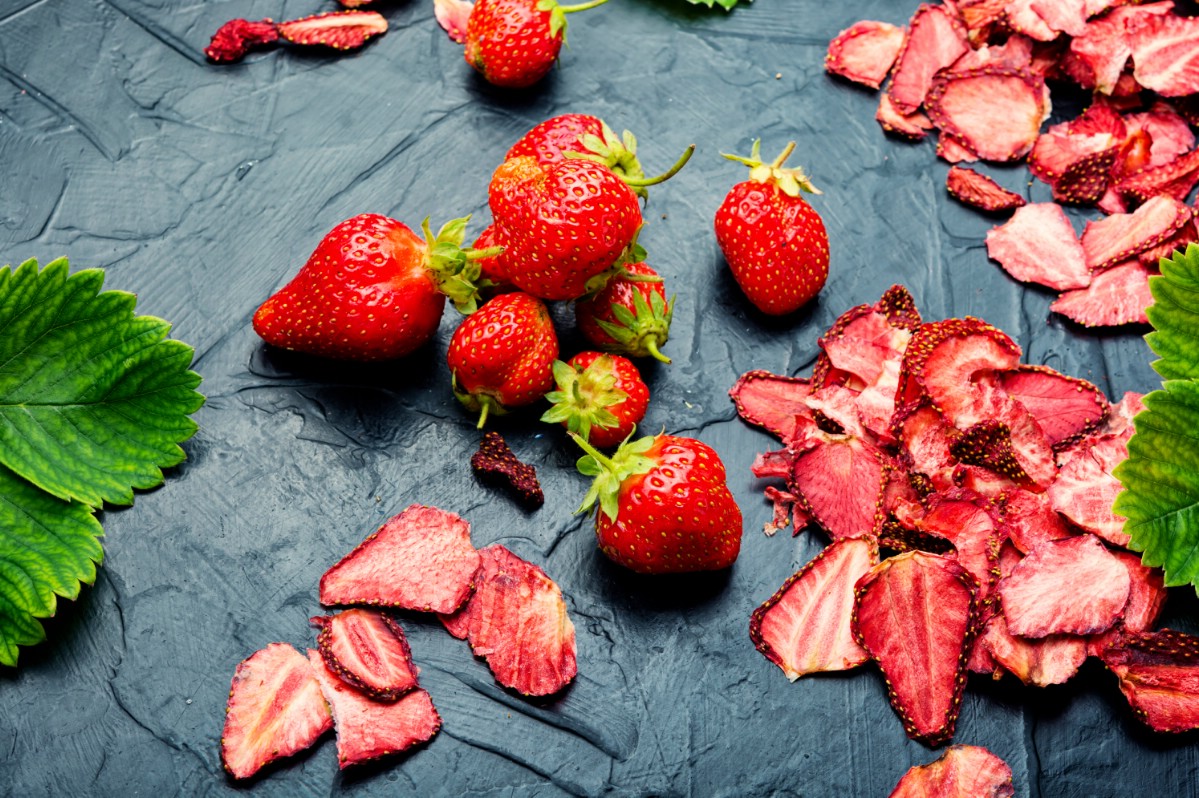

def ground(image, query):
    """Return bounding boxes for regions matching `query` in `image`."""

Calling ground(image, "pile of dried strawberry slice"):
[220,504,576,780]
[735,285,1199,745]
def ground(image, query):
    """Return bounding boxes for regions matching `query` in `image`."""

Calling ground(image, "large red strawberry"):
[541,351,649,448]
[507,114,649,193]
[714,140,830,315]
[461,0,609,89]
[253,214,497,361]
[571,432,743,573]
[574,262,674,363]
[447,292,559,427]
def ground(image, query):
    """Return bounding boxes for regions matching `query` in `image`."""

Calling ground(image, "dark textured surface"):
[3,1,1198,795]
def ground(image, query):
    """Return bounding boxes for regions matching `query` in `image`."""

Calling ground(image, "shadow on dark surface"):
[592,553,733,612]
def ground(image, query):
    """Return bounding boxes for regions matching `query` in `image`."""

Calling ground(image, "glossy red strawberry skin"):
[506,113,605,163]
[489,156,642,301]
[597,436,742,574]
[567,351,649,448]
[714,180,830,315]
[472,223,516,294]
[464,0,562,89]
[575,262,668,350]
[253,213,443,361]
[447,292,558,411]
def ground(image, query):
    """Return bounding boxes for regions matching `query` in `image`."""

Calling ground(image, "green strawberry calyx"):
[423,216,505,315]
[596,286,674,364]
[541,357,628,443]
[451,371,509,429]
[563,121,648,195]
[540,0,611,47]
[567,142,695,200]
[570,430,659,522]
[722,140,821,198]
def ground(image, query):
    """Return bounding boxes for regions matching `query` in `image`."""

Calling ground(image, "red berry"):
[541,351,649,448]
[463,0,608,89]
[507,114,649,190]
[575,262,673,363]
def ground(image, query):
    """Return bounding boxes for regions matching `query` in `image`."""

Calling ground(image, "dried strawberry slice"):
[471,431,544,509]
[1100,630,1199,732]
[434,0,472,44]
[887,3,969,113]
[1081,195,1191,272]
[1089,550,1168,656]
[925,67,1049,163]
[1130,13,1199,97]
[984,202,1090,290]
[852,550,978,745]
[1117,149,1199,207]
[877,94,935,140]
[897,317,1022,419]
[998,535,1131,638]
[826,20,907,90]
[1028,102,1125,186]
[762,484,812,536]
[1066,3,1174,94]
[995,487,1075,554]
[964,376,1058,489]
[1029,0,1088,37]
[439,545,578,696]
[320,504,482,614]
[994,365,1109,447]
[205,18,280,63]
[221,643,332,780]
[889,745,1015,798]
[950,33,1035,72]
[879,520,956,556]
[946,166,1026,212]
[1005,0,1058,42]
[1053,145,1117,205]
[958,0,1008,45]
[918,490,1002,601]
[790,431,889,540]
[949,420,1033,488]
[893,400,958,492]
[308,650,441,768]
[729,370,813,443]
[1049,428,1134,545]
[277,10,388,50]
[980,612,1088,687]
[1051,259,1153,328]
[750,537,879,680]
[313,609,419,702]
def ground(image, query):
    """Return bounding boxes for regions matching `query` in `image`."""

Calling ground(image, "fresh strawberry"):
[541,351,649,448]
[462,0,609,89]
[574,262,674,363]
[571,432,742,573]
[471,222,516,294]
[253,214,498,361]
[715,140,830,315]
[447,292,559,426]
[506,114,652,194]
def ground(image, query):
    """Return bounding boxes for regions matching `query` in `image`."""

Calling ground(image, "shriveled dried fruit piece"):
[1049,428,1135,544]
[1089,550,1168,656]
[826,20,906,90]
[750,537,878,680]
[984,203,1090,290]
[439,545,577,696]
[1125,102,1196,169]
[1130,13,1199,98]
[937,131,979,164]
[1053,145,1117,205]
[946,166,1026,212]
[277,10,388,50]
[434,0,472,44]
[205,18,280,63]
[877,93,936,140]
[919,490,1002,600]
[308,650,441,768]
[471,431,544,508]
[790,431,889,540]
[1028,101,1125,186]
[897,317,1022,420]
[221,643,332,780]
[995,487,1074,554]
[889,744,1015,798]
[894,401,958,492]
[1101,629,1199,732]
[888,4,970,114]
[762,484,812,536]
[853,551,978,745]
[1082,195,1192,272]
[313,609,418,701]
[320,505,482,614]
[1050,260,1153,328]
[729,370,813,443]
[981,612,1087,687]
[1138,218,1199,268]
[925,67,1049,163]
[999,535,1131,638]
[994,365,1109,448]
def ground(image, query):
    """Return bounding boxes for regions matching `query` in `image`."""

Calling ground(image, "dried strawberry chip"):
[320,504,483,614]
[875,284,922,330]
[205,18,280,63]
[826,20,907,90]
[1051,259,1153,328]
[946,166,1026,212]
[925,67,1049,163]
[1005,0,1058,42]
[889,745,1015,798]
[1053,145,1117,205]
[877,94,935,140]
[919,491,1002,601]
[1130,13,1199,98]
[433,0,472,44]
[887,4,970,114]
[439,545,578,696]
[313,609,419,701]
[729,370,813,443]
[471,431,544,509]
[995,365,1109,447]
[762,485,812,536]
[995,487,1075,554]
[277,10,387,50]
[965,376,1058,489]
[981,612,1088,687]
[1101,630,1199,733]
[1117,149,1199,207]
[984,202,1090,290]
[1030,0,1088,37]
[949,420,1032,487]
[790,432,888,540]
[1082,195,1191,272]
[937,131,979,164]
[1028,102,1125,185]
[221,643,332,780]
[1089,550,1168,656]
[308,650,440,768]
[1067,3,1174,94]
[998,535,1131,638]
[750,537,878,680]
[853,551,978,745]
[897,317,1022,419]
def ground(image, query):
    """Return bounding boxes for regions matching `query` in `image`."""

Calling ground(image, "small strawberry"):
[571,432,743,574]
[574,262,674,363]
[447,292,559,427]
[253,214,499,361]
[471,222,517,294]
[462,0,610,89]
[714,140,830,315]
[541,352,649,448]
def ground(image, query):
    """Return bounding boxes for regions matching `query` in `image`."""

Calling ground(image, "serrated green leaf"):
[1145,244,1199,381]
[682,0,745,9]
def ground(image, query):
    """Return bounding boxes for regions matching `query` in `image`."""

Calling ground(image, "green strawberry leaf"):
[682,0,745,9]
[0,258,204,508]
[1145,244,1199,381]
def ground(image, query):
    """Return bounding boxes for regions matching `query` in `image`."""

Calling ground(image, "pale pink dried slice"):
[889,744,1015,798]
[853,550,978,745]
[729,370,813,443]
[320,504,482,614]
[937,131,980,164]
[1124,102,1197,168]
[826,20,907,90]
[790,432,889,540]
[1049,429,1134,544]
[897,318,1022,413]
[946,166,1026,212]
[1028,101,1125,185]
[998,535,1131,638]
[981,612,1088,687]
[1130,13,1199,97]
[1005,0,1059,42]
[985,203,1090,290]
[308,650,440,769]
[1051,259,1153,328]
[1067,3,1174,94]
[1100,630,1199,732]
[750,537,879,680]
[221,643,333,780]
[1081,195,1191,272]
[918,491,1002,601]
[313,609,419,701]
[994,364,1109,447]
[433,0,471,44]
[925,67,1050,162]
[995,487,1075,554]
[877,93,936,140]
[888,4,970,114]
[1089,550,1168,656]
[1053,145,1118,205]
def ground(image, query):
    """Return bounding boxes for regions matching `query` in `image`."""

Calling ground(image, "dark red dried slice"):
[729,370,813,443]
[1049,429,1134,545]
[320,504,482,614]
[946,166,1026,212]
[750,537,878,680]
[958,0,1008,45]
[277,10,387,50]
[998,535,1131,638]
[981,612,1088,687]
[826,20,907,90]
[313,609,418,701]
[1051,259,1153,328]
[877,94,936,140]
[1053,145,1117,205]
[949,420,1033,487]
[889,744,1015,798]
[308,650,440,768]
[887,4,970,114]
[926,67,1049,163]
[964,377,1058,489]
[994,365,1109,447]
[221,643,332,780]
[1130,13,1199,98]
[471,431,544,508]
[875,284,922,330]
[853,551,978,745]
[790,432,889,540]
[1066,3,1173,94]
[995,487,1075,554]
[879,520,956,556]
[984,202,1090,290]
[205,18,280,63]
[950,33,1034,72]
[439,545,577,696]
[1101,630,1199,732]
[1081,195,1191,272]
[937,131,979,164]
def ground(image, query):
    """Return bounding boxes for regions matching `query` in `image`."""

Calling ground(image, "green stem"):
[623,144,695,188]
[476,397,494,429]
[771,141,797,169]
[559,0,609,12]
[568,431,615,471]
[465,245,504,261]
[645,338,671,364]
